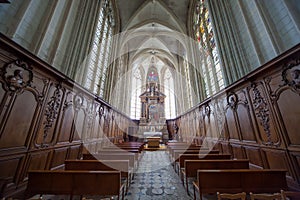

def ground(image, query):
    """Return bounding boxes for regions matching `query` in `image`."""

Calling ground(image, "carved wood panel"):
[231,144,246,159]
[249,82,281,146]
[244,146,264,168]
[67,145,81,160]
[0,154,25,196]
[290,151,300,184]
[261,147,296,186]
[0,35,134,198]
[50,147,68,170]
[0,91,38,150]
[170,44,300,189]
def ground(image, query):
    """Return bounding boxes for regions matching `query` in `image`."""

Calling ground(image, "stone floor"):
[125,150,192,200]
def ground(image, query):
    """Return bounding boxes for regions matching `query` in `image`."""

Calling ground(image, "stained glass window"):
[194,0,224,97]
[84,0,115,98]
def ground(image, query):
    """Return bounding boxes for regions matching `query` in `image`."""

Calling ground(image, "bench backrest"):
[100,148,140,154]
[169,146,204,153]
[197,169,287,194]
[82,153,135,168]
[65,160,130,177]
[184,159,249,177]
[26,170,122,198]
[179,154,231,168]
[173,149,219,161]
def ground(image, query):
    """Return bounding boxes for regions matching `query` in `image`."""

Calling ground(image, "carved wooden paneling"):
[35,83,63,147]
[67,145,81,160]
[0,90,39,150]
[0,35,133,198]
[290,151,300,184]
[220,141,232,155]
[23,151,50,180]
[276,89,300,146]
[159,42,300,190]
[231,144,245,159]
[266,58,300,147]
[249,82,281,146]
[50,147,68,170]
[244,146,263,168]
[0,154,24,195]
[226,109,239,140]
[234,90,256,142]
[261,148,295,179]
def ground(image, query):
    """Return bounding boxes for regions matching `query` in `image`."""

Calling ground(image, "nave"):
[11,140,300,200]
[125,151,191,200]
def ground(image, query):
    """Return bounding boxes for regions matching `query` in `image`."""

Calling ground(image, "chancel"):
[139,56,168,143]
[0,0,299,199]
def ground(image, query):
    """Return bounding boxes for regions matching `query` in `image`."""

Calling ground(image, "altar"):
[146,136,161,148]
[143,132,162,138]
[137,58,169,143]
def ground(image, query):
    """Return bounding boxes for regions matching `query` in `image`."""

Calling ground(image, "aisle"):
[125,151,192,200]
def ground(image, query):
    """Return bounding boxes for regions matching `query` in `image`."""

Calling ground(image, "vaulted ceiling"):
[115,0,191,32]
[115,0,194,79]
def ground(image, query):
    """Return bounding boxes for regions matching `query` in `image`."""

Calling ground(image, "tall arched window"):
[84,0,115,97]
[183,58,193,108]
[130,68,142,119]
[194,0,224,97]
[163,68,176,119]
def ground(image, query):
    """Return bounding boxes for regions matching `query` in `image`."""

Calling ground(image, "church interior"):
[0,0,300,199]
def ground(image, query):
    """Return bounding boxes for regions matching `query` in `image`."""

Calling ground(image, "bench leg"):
[193,184,196,200]
[126,179,129,194]
[186,177,189,195]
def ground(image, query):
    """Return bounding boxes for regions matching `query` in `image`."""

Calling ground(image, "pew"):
[25,170,125,200]
[172,149,219,162]
[99,149,141,159]
[103,145,143,153]
[181,159,249,194]
[82,153,137,176]
[168,144,202,154]
[192,169,288,200]
[65,160,131,192]
[176,154,232,173]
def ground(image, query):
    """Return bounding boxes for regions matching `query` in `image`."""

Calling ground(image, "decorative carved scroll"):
[99,105,104,118]
[86,101,95,129]
[74,94,84,111]
[227,92,238,109]
[282,59,300,93]
[204,104,211,116]
[42,83,62,147]
[251,83,272,145]
[1,60,33,92]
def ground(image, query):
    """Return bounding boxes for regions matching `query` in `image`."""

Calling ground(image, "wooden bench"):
[168,145,203,155]
[114,144,144,151]
[102,146,142,153]
[25,170,125,200]
[172,149,219,162]
[82,153,137,176]
[181,159,249,194]
[192,169,287,200]
[65,160,131,192]
[176,154,232,173]
[98,149,141,161]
